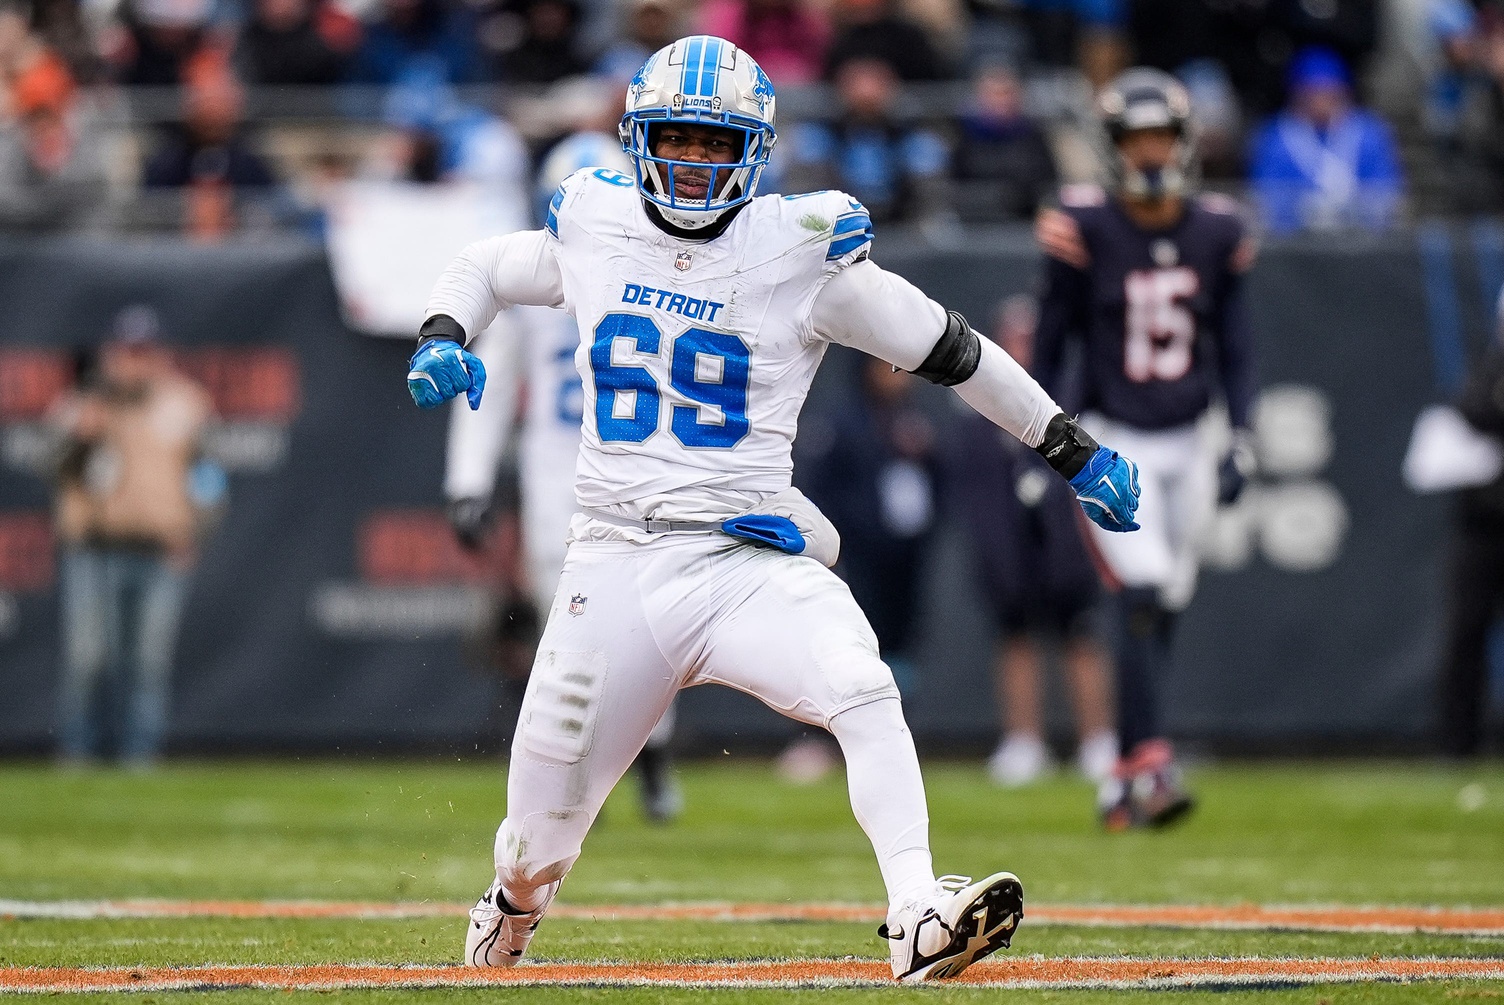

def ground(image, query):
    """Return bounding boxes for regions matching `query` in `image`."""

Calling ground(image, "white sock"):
[828,697,937,907]
[499,881,550,913]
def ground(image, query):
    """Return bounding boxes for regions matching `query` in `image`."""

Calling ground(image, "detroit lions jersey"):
[545,167,874,523]
[1034,187,1258,432]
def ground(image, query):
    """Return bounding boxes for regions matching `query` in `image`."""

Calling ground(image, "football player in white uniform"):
[407,36,1141,982]
[445,136,684,823]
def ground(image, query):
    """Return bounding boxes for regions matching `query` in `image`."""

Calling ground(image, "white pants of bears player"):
[1080,415,1218,612]
[492,531,936,911]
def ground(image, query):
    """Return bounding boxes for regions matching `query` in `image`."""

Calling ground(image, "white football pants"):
[493,531,934,906]
[520,465,676,748]
[1081,415,1217,612]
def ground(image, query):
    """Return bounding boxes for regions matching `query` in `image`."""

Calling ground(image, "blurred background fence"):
[0,226,1498,755]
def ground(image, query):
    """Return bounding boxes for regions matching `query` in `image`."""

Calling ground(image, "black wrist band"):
[417,314,466,350]
[1034,413,1100,480]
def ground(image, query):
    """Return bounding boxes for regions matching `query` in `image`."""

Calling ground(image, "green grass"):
[1,759,1503,1003]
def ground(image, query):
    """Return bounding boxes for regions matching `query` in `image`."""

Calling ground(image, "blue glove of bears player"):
[1035,413,1141,532]
[408,338,486,410]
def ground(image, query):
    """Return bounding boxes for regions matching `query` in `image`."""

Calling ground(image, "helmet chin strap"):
[655,202,725,230]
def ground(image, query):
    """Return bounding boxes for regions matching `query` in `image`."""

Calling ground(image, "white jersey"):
[426,169,1061,531]
[549,169,872,522]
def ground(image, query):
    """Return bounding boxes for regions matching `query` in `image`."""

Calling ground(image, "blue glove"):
[407,339,486,410]
[1069,446,1141,532]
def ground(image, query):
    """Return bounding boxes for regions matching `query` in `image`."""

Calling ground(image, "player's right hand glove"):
[447,496,493,551]
[408,339,486,410]
[1035,412,1141,532]
[1069,447,1142,532]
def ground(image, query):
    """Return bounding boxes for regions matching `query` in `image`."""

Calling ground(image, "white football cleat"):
[881,872,1024,982]
[463,879,559,967]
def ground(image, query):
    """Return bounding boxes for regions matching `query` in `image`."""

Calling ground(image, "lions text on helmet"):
[619,35,777,231]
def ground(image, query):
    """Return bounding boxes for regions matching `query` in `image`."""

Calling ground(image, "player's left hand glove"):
[1217,431,1255,506]
[447,496,493,551]
[1070,447,1141,532]
[1035,412,1141,532]
[407,338,486,410]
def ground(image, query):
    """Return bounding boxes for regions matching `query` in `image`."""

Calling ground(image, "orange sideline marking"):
[5,899,1504,935]
[3,958,1504,992]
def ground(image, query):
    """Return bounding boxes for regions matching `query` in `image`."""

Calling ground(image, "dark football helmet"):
[1095,68,1199,200]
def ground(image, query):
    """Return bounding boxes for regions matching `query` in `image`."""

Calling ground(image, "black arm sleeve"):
[1032,254,1090,402]
[1214,270,1258,431]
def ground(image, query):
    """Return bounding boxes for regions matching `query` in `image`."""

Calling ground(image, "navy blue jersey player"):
[1032,68,1258,830]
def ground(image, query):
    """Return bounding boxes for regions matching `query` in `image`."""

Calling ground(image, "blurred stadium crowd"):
[4,0,1504,237]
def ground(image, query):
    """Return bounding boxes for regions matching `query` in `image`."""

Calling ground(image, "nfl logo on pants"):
[568,594,587,617]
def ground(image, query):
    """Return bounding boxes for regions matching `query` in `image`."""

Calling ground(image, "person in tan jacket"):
[52,305,220,765]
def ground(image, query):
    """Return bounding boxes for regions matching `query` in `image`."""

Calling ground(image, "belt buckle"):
[644,518,671,534]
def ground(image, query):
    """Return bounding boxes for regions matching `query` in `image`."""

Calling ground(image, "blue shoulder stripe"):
[545,184,565,238]
[827,230,873,260]
[832,211,872,238]
[827,210,873,260]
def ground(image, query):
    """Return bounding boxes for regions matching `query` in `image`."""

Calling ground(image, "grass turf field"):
[1,758,1502,1002]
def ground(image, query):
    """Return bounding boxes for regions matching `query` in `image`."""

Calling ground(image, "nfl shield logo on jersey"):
[568,594,588,617]
[674,251,693,272]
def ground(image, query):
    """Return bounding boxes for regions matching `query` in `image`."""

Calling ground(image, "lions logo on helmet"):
[1095,68,1200,201]
[619,35,777,231]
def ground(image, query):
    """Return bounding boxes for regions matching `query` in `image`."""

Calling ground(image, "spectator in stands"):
[593,0,680,82]
[1274,0,1379,93]
[698,0,830,85]
[104,0,220,85]
[490,0,590,83]
[946,295,1117,787]
[950,63,1056,221]
[235,0,355,85]
[823,0,946,81]
[142,56,278,239]
[32,0,106,83]
[1247,47,1403,235]
[1446,9,1504,212]
[348,0,482,85]
[787,56,949,223]
[370,65,528,185]
[797,355,940,694]
[1424,0,1478,146]
[0,15,109,231]
[1021,0,1126,86]
[50,305,221,767]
